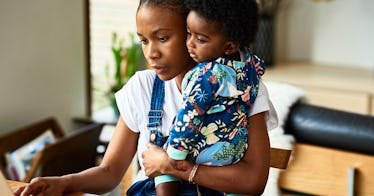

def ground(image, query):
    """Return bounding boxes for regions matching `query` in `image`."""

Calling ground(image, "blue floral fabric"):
[167,51,265,165]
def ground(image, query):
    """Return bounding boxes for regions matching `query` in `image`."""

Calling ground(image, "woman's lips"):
[149,64,166,74]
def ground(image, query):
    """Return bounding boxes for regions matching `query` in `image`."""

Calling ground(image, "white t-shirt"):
[115,69,277,182]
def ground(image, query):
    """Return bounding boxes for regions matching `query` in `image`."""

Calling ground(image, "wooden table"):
[7,180,83,196]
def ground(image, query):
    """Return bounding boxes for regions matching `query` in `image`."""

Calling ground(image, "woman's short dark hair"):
[185,0,258,49]
[137,0,189,17]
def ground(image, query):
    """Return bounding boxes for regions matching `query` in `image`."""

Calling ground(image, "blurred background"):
[1,0,373,133]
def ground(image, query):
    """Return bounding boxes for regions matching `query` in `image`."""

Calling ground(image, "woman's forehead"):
[136,6,185,33]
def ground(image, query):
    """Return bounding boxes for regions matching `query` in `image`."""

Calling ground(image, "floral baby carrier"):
[150,52,265,166]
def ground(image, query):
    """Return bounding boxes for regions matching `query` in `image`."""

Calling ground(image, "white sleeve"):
[114,70,155,133]
[250,81,278,131]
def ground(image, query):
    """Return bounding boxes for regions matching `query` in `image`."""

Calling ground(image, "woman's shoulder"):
[133,69,156,82]
[119,69,156,95]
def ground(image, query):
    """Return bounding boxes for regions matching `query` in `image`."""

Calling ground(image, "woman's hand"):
[14,176,68,196]
[142,143,194,180]
[142,143,168,178]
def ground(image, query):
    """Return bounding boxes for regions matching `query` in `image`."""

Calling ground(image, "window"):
[89,0,139,113]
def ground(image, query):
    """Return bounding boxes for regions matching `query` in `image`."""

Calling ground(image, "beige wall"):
[275,0,374,70]
[0,0,86,134]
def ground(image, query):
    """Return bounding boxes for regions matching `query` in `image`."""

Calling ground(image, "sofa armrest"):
[285,103,374,155]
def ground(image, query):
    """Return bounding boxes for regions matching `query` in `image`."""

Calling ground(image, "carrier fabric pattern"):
[167,51,265,166]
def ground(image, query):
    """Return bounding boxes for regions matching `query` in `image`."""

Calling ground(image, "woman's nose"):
[145,43,160,60]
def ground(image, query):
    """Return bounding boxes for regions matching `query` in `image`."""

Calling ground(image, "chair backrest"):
[0,117,65,179]
[270,147,292,169]
[24,123,104,182]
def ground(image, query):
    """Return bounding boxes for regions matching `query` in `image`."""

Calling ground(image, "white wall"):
[0,0,86,134]
[275,0,374,70]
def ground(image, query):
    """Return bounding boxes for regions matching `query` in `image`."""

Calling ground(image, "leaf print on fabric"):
[182,114,191,124]
[206,104,226,114]
[236,70,246,81]
[241,86,252,103]
[201,123,219,145]
[217,82,243,97]
[213,64,243,97]
[193,103,205,115]
[233,60,245,69]
[208,75,218,84]
[202,62,212,74]
[211,65,228,81]
[196,142,233,166]
[229,128,238,140]
[212,142,235,163]
[254,61,264,75]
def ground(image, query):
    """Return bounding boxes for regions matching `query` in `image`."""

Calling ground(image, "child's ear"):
[223,42,239,55]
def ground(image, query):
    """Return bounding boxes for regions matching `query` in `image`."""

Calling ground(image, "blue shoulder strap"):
[148,75,167,147]
[148,75,164,127]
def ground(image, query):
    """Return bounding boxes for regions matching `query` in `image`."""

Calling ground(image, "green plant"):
[106,32,143,115]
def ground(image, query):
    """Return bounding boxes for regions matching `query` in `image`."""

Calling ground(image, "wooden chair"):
[24,123,103,182]
[270,147,292,169]
[0,117,103,182]
[0,117,65,180]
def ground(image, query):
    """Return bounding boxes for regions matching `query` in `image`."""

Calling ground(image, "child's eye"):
[159,37,168,43]
[197,38,206,44]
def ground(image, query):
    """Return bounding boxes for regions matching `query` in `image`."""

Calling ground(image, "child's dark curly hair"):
[185,0,258,49]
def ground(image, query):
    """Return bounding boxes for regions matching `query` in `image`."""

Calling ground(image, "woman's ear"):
[223,42,239,55]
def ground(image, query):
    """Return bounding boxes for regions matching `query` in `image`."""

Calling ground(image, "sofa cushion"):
[285,103,374,155]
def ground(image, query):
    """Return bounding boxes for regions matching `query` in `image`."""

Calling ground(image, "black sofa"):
[285,102,374,155]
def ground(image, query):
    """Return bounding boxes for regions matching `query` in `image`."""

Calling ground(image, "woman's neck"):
[175,62,196,93]
[175,72,186,93]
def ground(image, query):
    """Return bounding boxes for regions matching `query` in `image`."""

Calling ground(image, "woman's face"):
[136,5,194,81]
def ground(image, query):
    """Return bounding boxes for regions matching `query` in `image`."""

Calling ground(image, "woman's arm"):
[16,116,138,196]
[143,112,270,195]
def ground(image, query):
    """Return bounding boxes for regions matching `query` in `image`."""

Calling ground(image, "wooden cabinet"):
[264,63,374,115]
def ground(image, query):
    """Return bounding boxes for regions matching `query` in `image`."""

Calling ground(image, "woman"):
[16,0,273,195]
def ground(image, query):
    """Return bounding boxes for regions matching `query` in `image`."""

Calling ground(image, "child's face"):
[136,5,194,81]
[186,11,229,63]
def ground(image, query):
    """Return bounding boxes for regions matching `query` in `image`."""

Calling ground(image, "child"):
[153,0,265,195]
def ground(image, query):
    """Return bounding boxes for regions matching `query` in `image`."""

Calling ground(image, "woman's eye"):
[139,38,148,44]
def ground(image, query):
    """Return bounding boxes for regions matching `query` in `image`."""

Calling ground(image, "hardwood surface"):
[7,180,83,196]
[278,143,374,196]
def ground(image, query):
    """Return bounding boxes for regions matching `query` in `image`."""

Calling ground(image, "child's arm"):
[167,74,214,160]
[154,69,214,187]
